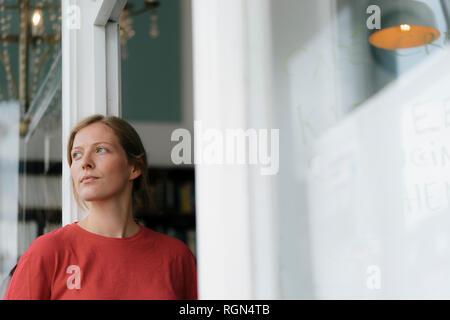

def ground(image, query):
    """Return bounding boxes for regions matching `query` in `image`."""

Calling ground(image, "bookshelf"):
[136,166,196,256]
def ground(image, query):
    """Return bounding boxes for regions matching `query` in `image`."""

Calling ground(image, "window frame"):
[61,0,126,225]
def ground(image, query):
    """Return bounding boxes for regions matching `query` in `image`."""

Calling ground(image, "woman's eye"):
[72,147,106,159]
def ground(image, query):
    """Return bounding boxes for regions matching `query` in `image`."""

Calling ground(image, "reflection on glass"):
[275,0,450,298]
[0,0,61,299]
[0,101,20,297]
[402,99,450,229]
[401,94,450,298]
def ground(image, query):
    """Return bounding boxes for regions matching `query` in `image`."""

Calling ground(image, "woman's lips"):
[82,177,98,184]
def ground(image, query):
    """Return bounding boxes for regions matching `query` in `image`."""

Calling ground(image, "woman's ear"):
[129,163,142,181]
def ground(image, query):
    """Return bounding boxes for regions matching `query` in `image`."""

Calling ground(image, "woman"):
[4,114,197,300]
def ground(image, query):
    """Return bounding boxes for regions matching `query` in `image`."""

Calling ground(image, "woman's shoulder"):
[142,227,195,257]
[24,224,74,258]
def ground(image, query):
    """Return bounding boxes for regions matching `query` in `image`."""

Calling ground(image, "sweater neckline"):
[71,220,145,242]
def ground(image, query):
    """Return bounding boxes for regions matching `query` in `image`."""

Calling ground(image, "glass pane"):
[0,0,61,298]
[272,0,450,298]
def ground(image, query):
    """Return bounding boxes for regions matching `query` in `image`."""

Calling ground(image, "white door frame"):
[61,0,127,226]
[192,0,280,299]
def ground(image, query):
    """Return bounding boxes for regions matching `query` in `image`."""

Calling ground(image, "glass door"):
[0,0,61,298]
[271,0,450,298]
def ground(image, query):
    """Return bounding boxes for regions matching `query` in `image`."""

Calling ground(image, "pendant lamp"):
[369,0,440,50]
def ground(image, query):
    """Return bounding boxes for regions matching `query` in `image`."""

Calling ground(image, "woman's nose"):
[81,154,94,169]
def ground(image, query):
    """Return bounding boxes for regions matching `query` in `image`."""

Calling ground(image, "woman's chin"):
[80,193,107,202]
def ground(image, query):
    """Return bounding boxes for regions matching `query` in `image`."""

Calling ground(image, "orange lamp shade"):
[369,25,440,50]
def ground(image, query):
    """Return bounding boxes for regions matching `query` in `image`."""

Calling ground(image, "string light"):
[32,10,42,26]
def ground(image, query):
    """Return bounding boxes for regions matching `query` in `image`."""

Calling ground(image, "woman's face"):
[70,122,140,203]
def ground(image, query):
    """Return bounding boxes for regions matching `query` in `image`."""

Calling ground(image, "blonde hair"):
[67,114,153,216]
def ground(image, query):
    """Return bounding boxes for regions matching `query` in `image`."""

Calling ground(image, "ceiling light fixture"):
[369,0,440,50]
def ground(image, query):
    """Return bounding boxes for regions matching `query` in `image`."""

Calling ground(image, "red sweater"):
[4,222,197,300]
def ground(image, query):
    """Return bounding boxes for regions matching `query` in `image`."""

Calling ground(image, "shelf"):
[18,207,62,224]
[18,208,195,229]
[19,160,62,176]
[138,213,196,230]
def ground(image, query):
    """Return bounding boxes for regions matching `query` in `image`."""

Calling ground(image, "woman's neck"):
[78,198,140,238]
